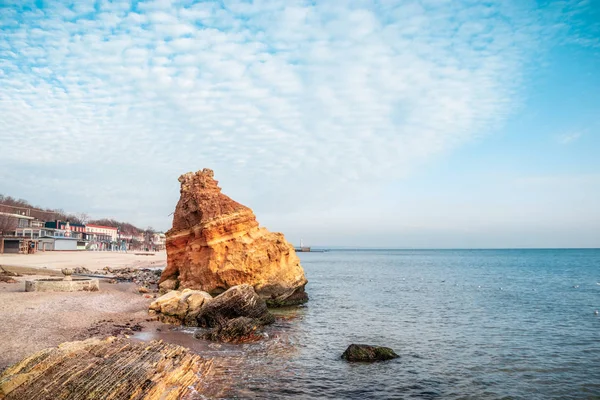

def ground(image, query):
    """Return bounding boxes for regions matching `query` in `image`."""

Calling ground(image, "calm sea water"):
[143,249,600,399]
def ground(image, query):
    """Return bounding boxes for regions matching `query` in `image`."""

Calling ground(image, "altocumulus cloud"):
[0,0,584,229]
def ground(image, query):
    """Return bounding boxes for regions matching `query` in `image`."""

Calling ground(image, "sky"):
[0,0,599,248]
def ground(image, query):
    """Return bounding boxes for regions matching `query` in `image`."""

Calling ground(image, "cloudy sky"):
[1,0,599,248]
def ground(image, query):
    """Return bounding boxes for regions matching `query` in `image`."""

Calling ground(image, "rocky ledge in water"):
[158,168,308,307]
[341,344,400,362]
[150,284,275,343]
[0,337,213,400]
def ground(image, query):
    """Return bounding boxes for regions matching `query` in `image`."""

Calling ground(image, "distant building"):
[152,232,166,251]
[0,211,36,253]
[85,224,118,242]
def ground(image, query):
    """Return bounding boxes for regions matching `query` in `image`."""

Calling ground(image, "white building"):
[85,224,118,242]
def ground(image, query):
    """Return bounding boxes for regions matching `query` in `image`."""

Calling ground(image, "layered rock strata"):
[159,168,308,306]
[0,337,213,399]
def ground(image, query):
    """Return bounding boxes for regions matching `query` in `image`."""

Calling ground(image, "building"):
[0,211,36,254]
[152,233,166,251]
[85,224,118,242]
[38,227,79,251]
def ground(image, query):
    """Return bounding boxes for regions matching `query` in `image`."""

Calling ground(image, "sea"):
[138,249,600,399]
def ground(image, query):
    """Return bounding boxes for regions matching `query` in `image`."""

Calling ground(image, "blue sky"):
[0,0,598,248]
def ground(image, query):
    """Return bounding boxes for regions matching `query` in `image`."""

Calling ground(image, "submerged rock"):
[159,168,308,306]
[0,337,212,399]
[341,344,399,362]
[196,316,265,343]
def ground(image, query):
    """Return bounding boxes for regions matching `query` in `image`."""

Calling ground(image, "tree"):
[0,214,17,237]
[76,212,90,225]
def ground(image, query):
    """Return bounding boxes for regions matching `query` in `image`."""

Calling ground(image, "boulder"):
[149,288,212,325]
[341,344,399,362]
[158,168,308,306]
[159,278,179,294]
[0,337,212,399]
[196,316,264,343]
[195,284,275,328]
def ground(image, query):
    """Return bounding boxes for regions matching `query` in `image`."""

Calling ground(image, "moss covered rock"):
[341,344,399,362]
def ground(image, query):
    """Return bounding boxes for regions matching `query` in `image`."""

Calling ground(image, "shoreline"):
[0,250,167,272]
[0,269,160,370]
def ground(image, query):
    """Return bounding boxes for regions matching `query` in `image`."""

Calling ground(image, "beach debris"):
[72,266,92,274]
[138,286,150,293]
[159,168,308,307]
[77,319,145,339]
[0,267,20,283]
[341,344,400,362]
[0,337,213,399]
[103,267,162,292]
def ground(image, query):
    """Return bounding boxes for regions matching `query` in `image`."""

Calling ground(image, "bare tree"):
[76,212,91,225]
[0,214,18,237]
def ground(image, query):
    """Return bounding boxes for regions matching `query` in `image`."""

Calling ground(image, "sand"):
[0,250,167,272]
[0,255,166,370]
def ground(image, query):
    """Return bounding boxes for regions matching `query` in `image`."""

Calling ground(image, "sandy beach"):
[0,250,167,272]
[0,252,167,370]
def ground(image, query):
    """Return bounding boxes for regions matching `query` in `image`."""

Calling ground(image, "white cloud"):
[0,0,591,231]
[557,131,582,144]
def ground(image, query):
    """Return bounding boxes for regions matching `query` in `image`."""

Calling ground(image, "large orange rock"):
[159,169,308,306]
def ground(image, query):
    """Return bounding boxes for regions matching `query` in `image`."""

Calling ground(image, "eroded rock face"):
[0,337,213,399]
[159,168,308,306]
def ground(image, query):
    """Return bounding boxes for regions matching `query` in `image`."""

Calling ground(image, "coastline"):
[0,250,167,272]
[0,255,165,370]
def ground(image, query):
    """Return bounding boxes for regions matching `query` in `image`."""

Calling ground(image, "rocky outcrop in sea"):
[159,168,308,306]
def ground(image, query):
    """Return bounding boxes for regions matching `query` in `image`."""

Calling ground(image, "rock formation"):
[159,168,308,306]
[341,344,400,362]
[195,284,275,343]
[149,288,213,326]
[150,284,275,343]
[0,337,213,399]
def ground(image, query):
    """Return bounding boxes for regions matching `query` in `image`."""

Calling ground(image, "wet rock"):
[197,316,264,343]
[0,337,212,399]
[196,284,274,328]
[193,285,275,343]
[341,344,399,362]
[159,168,308,306]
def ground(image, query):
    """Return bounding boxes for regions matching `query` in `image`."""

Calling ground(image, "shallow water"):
[139,249,600,399]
